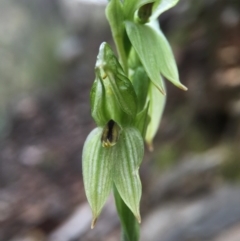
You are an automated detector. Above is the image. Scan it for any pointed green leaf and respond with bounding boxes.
[145,82,166,150]
[106,0,129,71]
[82,128,114,227]
[106,0,124,39]
[113,127,144,222]
[151,0,179,20]
[125,21,187,92]
[125,21,165,94]
[149,20,187,91]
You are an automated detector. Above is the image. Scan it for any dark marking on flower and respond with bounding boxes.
[138,3,154,24]
[101,120,120,147]
[102,73,107,79]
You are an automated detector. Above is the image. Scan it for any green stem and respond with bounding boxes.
[113,185,140,241]
[114,36,129,75]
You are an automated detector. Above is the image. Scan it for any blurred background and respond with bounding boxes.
[0,0,240,240]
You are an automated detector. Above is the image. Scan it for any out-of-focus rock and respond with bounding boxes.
[221,7,240,27]
[228,100,240,117]
[82,196,119,241]
[19,146,47,166]
[58,0,108,32]
[48,196,118,241]
[9,229,46,241]
[213,224,240,241]
[213,68,240,89]
[217,46,239,66]
[56,36,83,64]
[148,147,228,204]
[0,198,11,222]
[48,203,92,241]
[14,98,39,120]
[141,186,240,241]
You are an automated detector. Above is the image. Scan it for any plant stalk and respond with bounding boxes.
[113,185,140,241]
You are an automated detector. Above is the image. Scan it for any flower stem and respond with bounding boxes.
[115,36,128,75]
[113,185,140,241]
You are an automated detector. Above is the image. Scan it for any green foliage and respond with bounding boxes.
[83,0,187,240]
[114,185,140,241]
[134,102,150,138]
[106,0,128,72]
[126,20,187,93]
[82,128,113,228]
[91,43,137,127]
[151,0,179,20]
[113,127,144,223]
[145,82,166,150]
[83,126,144,227]
[131,66,150,111]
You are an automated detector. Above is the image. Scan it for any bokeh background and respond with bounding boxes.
[1,0,240,240]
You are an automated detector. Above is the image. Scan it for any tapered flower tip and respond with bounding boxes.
[136,213,141,224]
[96,42,114,70]
[82,127,114,231]
[91,217,98,229]
[146,141,154,152]
[178,83,188,91]
[96,42,107,67]
[155,84,166,95]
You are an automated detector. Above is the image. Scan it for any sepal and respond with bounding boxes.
[145,82,166,150]
[82,128,114,228]
[90,42,138,127]
[113,127,144,222]
[125,21,187,93]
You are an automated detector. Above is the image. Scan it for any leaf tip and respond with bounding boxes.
[178,84,188,91]
[147,141,154,151]
[137,214,141,223]
[133,208,141,223]
[91,217,98,229]
[155,84,166,95]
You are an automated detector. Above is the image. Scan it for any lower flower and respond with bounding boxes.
[82,124,144,228]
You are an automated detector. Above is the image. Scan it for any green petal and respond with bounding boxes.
[125,21,187,92]
[125,21,165,94]
[113,127,144,222]
[123,0,155,20]
[136,2,154,24]
[91,43,137,126]
[82,128,114,228]
[145,82,166,150]
[148,20,188,91]
[151,0,179,20]
[106,70,138,119]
